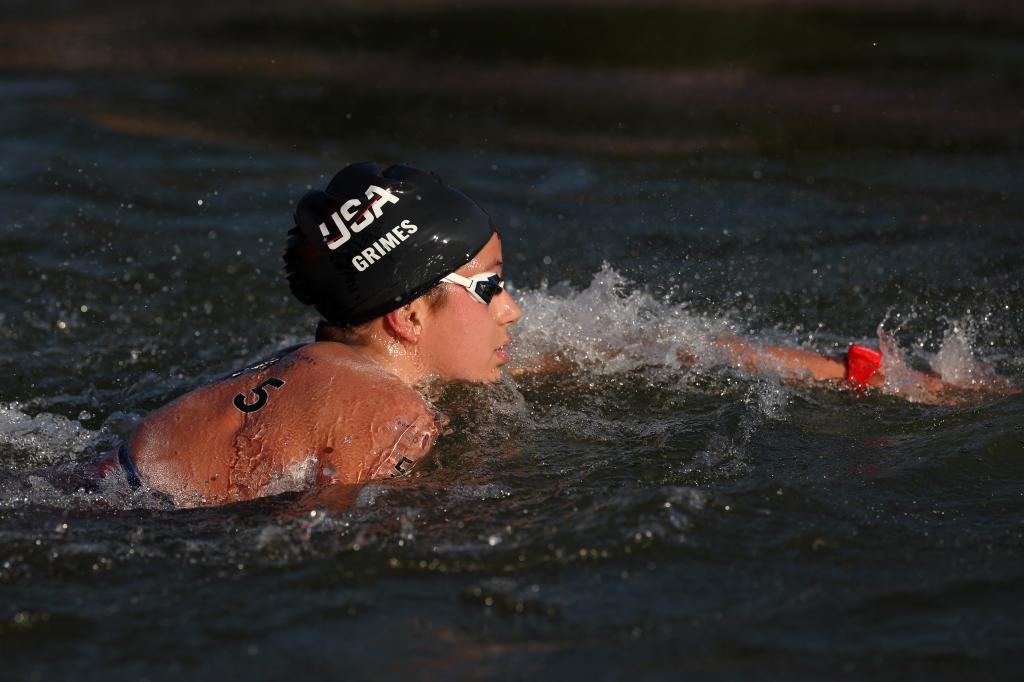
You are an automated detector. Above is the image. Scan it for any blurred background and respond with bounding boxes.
[4,0,1022,158]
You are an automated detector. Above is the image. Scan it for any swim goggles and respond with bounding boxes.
[440,271,505,304]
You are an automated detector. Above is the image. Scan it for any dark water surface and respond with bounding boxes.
[2,3,1024,680]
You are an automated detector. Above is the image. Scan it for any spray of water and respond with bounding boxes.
[0,402,99,467]
[876,312,1013,403]
[931,318,1007,389]
[510,264,736,374]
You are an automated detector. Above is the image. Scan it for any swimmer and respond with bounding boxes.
[112,162,1008,508]
[117,163,516,507]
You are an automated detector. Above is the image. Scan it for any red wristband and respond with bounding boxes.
[846,344,882,385]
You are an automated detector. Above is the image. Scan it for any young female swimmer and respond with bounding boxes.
[103,162,981,508]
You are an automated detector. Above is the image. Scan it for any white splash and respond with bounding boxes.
[0,402,99,466]
[510,267,1013,405]
[510,264,734,374]
[877,316,1011,403]
[931,319,1000,389]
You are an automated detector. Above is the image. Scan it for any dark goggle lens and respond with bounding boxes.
[472,276,504,303]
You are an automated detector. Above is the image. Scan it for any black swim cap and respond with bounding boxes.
[285,162,497,326]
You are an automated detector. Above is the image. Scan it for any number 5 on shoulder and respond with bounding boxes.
[233,377,286,413]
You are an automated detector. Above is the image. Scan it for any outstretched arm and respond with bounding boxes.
[709,336,857,384]
[511,337,873,385]
[509,333,1012,404]
[707,336,1005,404]
[509,338,861,384]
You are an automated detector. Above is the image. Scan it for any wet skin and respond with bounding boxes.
[130,234,521,507]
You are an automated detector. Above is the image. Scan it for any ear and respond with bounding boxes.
[382,298,429,344]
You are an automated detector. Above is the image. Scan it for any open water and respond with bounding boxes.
[2,3,1023,680]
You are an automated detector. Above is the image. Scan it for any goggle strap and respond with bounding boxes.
[441,272,504,304]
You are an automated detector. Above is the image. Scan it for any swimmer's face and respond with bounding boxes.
[419,233,522,382]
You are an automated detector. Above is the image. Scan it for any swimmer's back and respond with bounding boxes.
[129,342,438,507]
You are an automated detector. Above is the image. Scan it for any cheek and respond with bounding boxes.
[432,301,494,357]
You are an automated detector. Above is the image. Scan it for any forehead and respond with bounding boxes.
[458,233,503,275]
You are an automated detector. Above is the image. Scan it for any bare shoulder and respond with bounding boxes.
[128,341,440,503]
[281,342,440,483]
[293,341,440,443]
[286,342,430,412]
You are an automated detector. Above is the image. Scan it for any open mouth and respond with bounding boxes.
[495,341,512,363]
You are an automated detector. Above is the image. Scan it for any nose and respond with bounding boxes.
[494,290,522,325]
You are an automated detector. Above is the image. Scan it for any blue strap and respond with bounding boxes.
[117,444,142,488]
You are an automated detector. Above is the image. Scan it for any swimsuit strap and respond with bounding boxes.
[224,343,304,380]
[117,444,142,488]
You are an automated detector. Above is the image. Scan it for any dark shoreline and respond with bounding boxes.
[3,1,1022,156]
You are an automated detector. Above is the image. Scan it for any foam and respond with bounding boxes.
[510,264,735,374]
[877,315,1009,403]
[0,402,99,468]
[931,319,1001,389]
